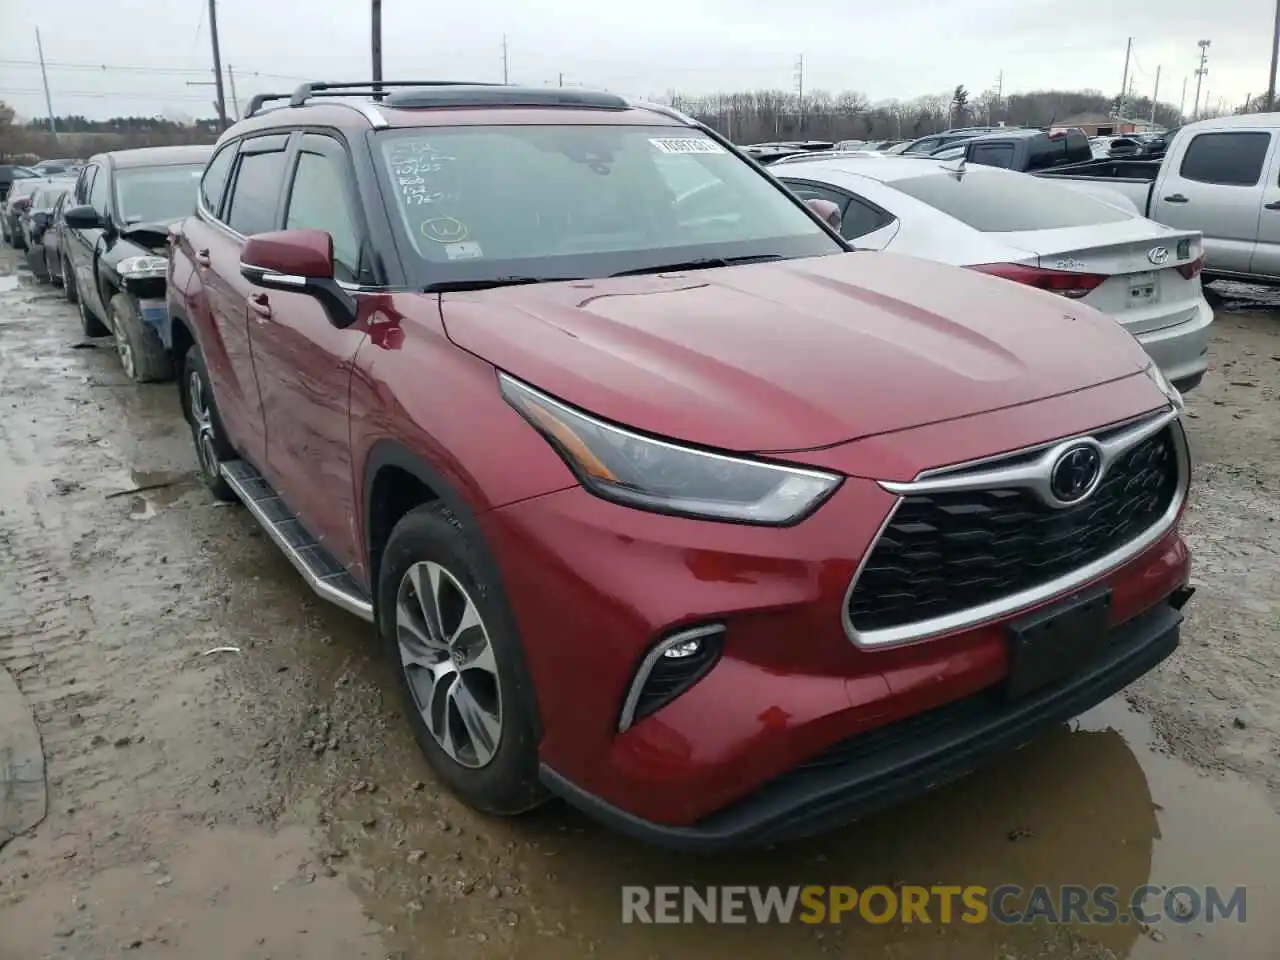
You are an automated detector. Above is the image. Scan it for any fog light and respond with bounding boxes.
[663,638,703,659]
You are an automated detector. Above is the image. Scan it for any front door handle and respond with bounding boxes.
[1264,200,1280,211]
[1163,194,1190,204]
[195,248,211,267]
[249,293,272,320]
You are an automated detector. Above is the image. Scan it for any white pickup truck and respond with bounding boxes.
[1037,113,1280,290]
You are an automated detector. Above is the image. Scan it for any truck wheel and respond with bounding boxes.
[180,345,237,502]
[378,502,545,815]
[109,293,173,383]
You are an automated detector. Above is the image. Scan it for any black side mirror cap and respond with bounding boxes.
[62,203,103,230]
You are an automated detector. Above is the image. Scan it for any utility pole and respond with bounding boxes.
[502,34,509,84]
[34,27,57,137]
[1192,39,1210,121]
[1151,64,1161,123]
[794,54,804,134]
[227,64,240,121]
[1180,76,1187,119]
[1118,36,1132,118]
[371,0,383,94]
[1268,0,1280,110]
[558,72,564,87]
[206,0,228,130]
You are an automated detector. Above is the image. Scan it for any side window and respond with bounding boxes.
[1178,132,1270,186]
[76,165,97,206]
[200,143,237,218]
[88,165,110,214]
[908,138,938,154]
[783,181,848,210]
[226,146,289,237]
[840,196,895,241]
[283,142,362,283]
[970,142,1015,169]
[1025,139,1056,171]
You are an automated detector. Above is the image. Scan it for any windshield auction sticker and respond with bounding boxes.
[649,138,726,154]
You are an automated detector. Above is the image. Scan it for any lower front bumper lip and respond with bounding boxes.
[539,594,1186,851]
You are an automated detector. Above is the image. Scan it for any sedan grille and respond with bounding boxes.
[847,425,1180,634]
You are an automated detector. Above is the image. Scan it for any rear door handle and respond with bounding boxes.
[195,249,211,267]
[1264,200,1280,211]
[249,293,272,320]
[1163,194,1189,203]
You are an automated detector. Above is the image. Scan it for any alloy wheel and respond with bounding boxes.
[396,561,502,769]
[187,369,220,480]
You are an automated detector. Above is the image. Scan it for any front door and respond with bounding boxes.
[66,163,106,312]
[1151,129,1273,275]
[245,133,370,570]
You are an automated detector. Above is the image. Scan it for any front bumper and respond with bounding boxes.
[542,588,1190,850]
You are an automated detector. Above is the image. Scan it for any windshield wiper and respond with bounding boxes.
[609,254,788,278]
[424,276,581,293]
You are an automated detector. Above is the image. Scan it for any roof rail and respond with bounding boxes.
[244,81,503,118]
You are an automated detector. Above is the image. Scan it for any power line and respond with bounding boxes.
[0,58,309,81]
[3,86,214,103]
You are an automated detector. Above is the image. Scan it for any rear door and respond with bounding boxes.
[1151,128,1274,274]
[194,133,293,466]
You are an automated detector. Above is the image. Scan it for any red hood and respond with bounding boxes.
[439,251,1154,453]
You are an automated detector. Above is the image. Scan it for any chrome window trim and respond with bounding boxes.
[617,624,726,733]
[843,406,1189,649]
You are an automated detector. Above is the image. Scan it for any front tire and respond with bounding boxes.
[109,293,172,383]
[180,345,237,502]
[378,503,544,815]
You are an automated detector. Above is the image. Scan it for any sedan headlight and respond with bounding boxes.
[117,255,168,280]
[500,374,842,525]
[1144,360,1184,411]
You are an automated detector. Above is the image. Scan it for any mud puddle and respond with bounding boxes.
[303,646,1278,960]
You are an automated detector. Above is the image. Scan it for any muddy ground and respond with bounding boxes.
[0,247,1276,960]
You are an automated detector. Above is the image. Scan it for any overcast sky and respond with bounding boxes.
[1,0,1274,121]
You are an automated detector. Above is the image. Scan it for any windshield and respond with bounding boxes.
[33,185,71,211]
[374,124,841,285]
[113,163,205,225]
[890,170,1134,232]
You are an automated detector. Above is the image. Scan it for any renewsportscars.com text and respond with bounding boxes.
[621,884,1247,926]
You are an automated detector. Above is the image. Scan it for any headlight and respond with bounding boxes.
[1144,360,1184,411]
[117,255,168,280]
[499,374,842,525]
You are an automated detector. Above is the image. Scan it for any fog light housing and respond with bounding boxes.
[618,624,725,731]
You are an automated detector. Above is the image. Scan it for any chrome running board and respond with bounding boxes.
[220,460,374,622]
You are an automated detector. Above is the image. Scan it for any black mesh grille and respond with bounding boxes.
[847,426,1180,633]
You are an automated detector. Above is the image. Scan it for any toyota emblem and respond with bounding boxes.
[1050,443,1103,504]
[1147,246,1170,266]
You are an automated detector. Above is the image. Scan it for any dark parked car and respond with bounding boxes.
[935,128,1093,171]
[0,163,39,203]
[21,181,74,278]
[2,175,69,249]
[62,144,213,381]
[162,80,1192,849]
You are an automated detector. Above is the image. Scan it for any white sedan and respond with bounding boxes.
[776,156,1213,392]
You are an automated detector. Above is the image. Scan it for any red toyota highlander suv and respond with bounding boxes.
[165,81,1193,849]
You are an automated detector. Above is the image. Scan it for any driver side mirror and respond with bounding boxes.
[63,203,104,230]
[805,197,842,233]
[240,228,356,329]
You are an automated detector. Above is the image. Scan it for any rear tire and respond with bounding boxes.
[378,502,545,816]
[109,293,173,383]
[180,345,237,503]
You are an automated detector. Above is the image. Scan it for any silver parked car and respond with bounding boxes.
[778,156,1212,392]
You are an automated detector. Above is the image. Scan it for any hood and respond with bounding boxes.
[120,220,180,252]
[439,251,1153,453]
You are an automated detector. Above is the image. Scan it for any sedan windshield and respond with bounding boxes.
[113,163,205,225]
[374,124,842,285]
